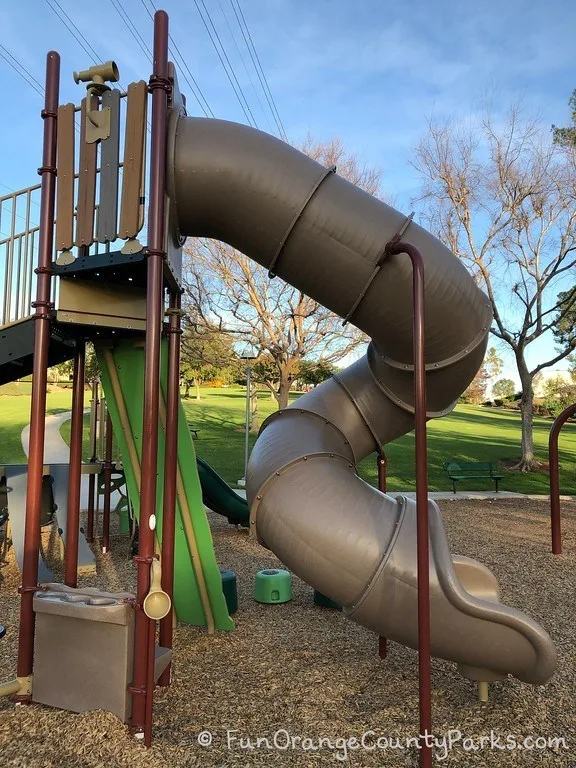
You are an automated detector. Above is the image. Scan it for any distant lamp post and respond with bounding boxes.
[238,347,257,488]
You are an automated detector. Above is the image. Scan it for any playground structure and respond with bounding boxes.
[0,10,558,766]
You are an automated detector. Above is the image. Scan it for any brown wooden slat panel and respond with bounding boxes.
[97,89,121,243]
[56,103,75,252]
[75,95,98,247]
[119,81,147,240]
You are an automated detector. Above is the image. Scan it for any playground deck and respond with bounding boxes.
[0,497,574,767]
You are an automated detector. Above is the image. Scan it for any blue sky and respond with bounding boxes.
[1,0,575,385]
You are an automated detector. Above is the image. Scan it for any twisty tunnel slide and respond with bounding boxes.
[172,117,556,685]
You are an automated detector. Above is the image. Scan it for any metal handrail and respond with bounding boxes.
[0,183,41,205]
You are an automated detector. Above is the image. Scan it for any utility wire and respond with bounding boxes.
[43,0,123,90]
[229,0,287,140]
[44,0,100,62]
[194,0,258,127]
[217,0,273,132]
[140,0,214,117]
[0,44,44,97]
[109,0,152,60]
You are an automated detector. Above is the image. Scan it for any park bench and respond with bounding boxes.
[442,461,504,493]
[187,423,200,439]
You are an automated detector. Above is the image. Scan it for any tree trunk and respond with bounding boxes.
[194,378,201,401]
[250,389,259,433]
[516,366,539,471]
[276,377,291,409]
[183,382,190,399]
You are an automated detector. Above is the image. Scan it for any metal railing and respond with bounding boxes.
[0,180,133,329]
[0,185,43,326]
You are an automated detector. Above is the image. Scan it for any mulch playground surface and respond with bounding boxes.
[0,497,574,766]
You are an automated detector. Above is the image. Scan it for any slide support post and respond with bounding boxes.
[548,401,576,555]
[377,449,387,659]
[384,240,432,768]
[64,341,86,587]
[86,379,99,542]
[158,291,183,686]
[102,410,114,554]
[16,51,60,694]
[130,9,170,746]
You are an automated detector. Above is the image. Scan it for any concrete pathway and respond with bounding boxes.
[20,410,121,511]
[20,418,575,506]
[21,410,74,463]
[231,488,575,502]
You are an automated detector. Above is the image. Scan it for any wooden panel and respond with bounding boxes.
[56,103,75,252]
[75,95,98,247]
[97,89,121,243]
[119,81,147,240]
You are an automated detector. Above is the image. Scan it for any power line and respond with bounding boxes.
[229,0,287,140]
[44,0,100,65]
[109,0,151,61]
[217,0,273,132]
[140,0,214,117]
[44,0,123,91]
[193,0,258,127]
[0,44,44,97]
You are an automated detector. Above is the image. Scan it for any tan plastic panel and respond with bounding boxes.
[75,95,98,247]
[119,81,147,240]
[97,88,121,243]
[55,103,75,252]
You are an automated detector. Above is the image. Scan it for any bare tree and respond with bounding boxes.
[412,104,576,469]
[183,138,381,409]
[184,240,365,408]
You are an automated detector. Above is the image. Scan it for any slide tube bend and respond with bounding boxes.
[172,117,556,684]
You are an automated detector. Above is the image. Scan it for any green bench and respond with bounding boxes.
[442,461,504,493]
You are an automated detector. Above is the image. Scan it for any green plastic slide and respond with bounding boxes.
[196,456,249,527]
[97,340,233,631]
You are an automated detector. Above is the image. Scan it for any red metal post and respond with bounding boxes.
[130,10,170,745]
[158,292,183,686]
[378,635,388,660]
[102,410,114,554]
[377,450,388,659]
[64,342,86,587]
[385,240,432,768]
[16,51,60,692]
[377,450,387,493]
[86,379,99,543]
[549,402,576,555]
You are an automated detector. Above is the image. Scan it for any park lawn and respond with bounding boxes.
[181,390,576,495]
[1,385,574,495]
[0,389,75,465]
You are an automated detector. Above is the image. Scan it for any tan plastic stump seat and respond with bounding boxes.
[33,584,136,721]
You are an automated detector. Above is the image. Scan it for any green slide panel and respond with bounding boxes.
[196,456,249,527]
[98,340,233,631]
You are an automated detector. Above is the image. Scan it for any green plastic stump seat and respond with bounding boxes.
[253,569,292,604]
[219,568,238,615]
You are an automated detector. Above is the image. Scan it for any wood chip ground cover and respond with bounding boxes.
[0,498,574,766]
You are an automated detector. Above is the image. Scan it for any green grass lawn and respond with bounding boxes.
[181,388,576,494]
[1,385,574,494]
[0,390,75,465]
